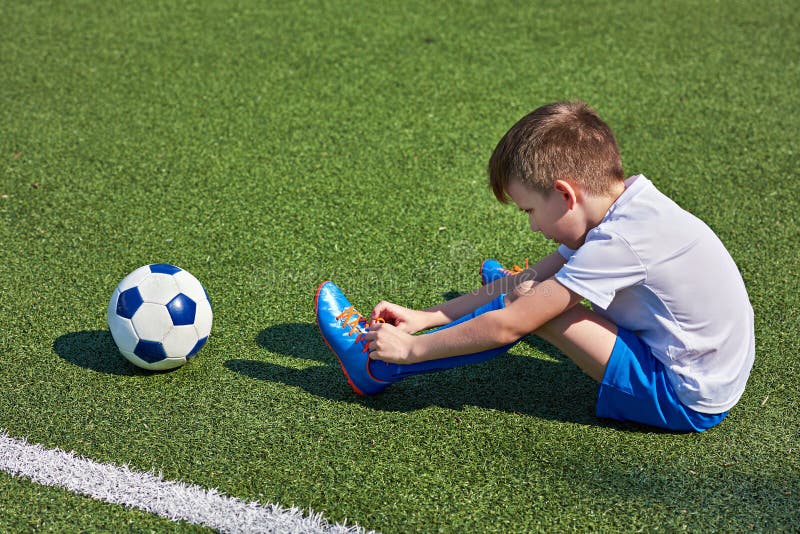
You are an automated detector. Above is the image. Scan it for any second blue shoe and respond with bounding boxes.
[480,259,528,285]
[315,281,392,396]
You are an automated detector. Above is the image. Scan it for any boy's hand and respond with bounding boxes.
[364,322,417,364]
[370,301,429,334]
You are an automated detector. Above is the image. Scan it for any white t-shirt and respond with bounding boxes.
[554,175,755,413]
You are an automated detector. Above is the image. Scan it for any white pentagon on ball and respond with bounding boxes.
[137,274,180,305]
[107,264,213,370]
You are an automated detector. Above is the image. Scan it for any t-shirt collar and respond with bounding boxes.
[603,174,650,220]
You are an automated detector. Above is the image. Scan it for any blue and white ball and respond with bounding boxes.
[107,264,212,370]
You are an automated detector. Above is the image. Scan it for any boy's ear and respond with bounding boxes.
[554,179,578,210]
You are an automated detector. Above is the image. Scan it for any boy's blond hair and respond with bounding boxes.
[488,101,625,202]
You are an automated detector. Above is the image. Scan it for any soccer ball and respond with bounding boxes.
[107,264,212,370]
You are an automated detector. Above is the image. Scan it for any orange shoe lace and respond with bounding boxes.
[335,306,384,353]
[505,258,529,275]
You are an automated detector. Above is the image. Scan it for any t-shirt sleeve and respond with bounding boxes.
[554,229,646,310]
[557,244,576,259]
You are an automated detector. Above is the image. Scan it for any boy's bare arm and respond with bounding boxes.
[367,277,581,364]
[421,251,567,327]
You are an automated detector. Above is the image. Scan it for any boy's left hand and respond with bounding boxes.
[364,322,416,364]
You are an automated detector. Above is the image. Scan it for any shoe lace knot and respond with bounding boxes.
[504,258,529,275]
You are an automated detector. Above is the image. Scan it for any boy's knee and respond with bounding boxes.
[506,279,555,337]
[507,279,538,304]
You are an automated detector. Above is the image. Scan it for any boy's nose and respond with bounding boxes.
[529,215,540,232]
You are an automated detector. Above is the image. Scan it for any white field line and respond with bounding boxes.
[0,431,371,534]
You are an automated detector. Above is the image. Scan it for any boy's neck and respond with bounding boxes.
[577,180,627,241]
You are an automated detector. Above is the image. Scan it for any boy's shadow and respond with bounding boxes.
[227,322,610,426]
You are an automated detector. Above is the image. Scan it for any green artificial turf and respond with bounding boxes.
[0,471,209,533]
[1,0,799,531]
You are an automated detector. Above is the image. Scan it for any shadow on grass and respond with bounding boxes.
[441,290,465,301]
[53,330,143,376]
[227,322,648,430]
[567,456,800,530]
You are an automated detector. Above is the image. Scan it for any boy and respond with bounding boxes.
[315,101,755,432]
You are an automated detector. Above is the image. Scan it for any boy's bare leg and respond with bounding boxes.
[508,281,618,382]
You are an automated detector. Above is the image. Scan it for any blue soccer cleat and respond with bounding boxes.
[315,281,392,396]
[480,259,529,285]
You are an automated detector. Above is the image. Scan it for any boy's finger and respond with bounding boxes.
[369,348,384,361]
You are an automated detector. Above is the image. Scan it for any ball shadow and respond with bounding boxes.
[231,322,647,430]
[53,330,145,376]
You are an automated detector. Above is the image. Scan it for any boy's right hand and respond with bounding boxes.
[370,301,430,335]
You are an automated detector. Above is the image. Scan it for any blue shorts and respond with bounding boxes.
[596,327,728,432]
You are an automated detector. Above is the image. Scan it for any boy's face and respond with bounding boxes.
[506,178,585,249]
